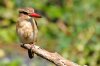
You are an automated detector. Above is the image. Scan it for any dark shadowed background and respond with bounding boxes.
[0,0,100,66]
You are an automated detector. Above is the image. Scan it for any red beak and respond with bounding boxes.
[28,13,41,18]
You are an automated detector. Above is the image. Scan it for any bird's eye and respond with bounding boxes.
[19,11,28,15]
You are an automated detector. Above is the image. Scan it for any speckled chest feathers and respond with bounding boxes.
[16,17,38,44]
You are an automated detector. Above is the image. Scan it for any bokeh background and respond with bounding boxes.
[0,0,100,66]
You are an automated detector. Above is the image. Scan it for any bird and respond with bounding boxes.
[16,7,41,59]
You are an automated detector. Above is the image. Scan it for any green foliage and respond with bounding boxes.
[0,59,21,66]
[0,0,100,66]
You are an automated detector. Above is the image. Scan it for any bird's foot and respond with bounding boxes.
[20,44,27,49]
[20,43,34,59]
[30,44,34,49]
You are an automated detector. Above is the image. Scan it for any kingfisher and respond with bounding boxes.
[16,7,41,59]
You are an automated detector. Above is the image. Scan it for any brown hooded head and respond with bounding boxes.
[19,7,41,18]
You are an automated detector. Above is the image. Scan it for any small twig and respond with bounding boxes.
[22,44,80,66]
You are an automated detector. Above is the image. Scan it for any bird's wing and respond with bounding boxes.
[30,18,38,43]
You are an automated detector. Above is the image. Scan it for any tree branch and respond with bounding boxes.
[22,44,80,66]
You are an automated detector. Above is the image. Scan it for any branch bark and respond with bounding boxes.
[22,44,80,66]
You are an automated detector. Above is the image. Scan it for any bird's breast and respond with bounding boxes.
[16,20,34,43]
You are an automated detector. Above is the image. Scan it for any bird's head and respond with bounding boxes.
[19,7,41,18]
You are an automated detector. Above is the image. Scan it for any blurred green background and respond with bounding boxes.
[0,0,100,66]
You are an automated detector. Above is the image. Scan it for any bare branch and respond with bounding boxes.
[22,44,80,66]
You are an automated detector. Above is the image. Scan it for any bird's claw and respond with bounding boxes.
[20,44,27,49]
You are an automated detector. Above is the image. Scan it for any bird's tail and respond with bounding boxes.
[28,49,34,59]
